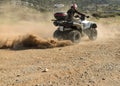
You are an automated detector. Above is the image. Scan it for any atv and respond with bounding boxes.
[52,12,97,43]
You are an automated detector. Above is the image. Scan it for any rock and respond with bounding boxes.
[16,74,20,77]
[102,78,105,80]
[59,48,62,50]
[89,80,95,83]
[35,84,40,86]
[42,68,49,72]
[48,81,52,85]
[16,79,20,83]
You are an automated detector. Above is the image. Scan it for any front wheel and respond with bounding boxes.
[68,30,81,43]
[89,28,97,40]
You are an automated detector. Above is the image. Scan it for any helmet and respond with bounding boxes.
[71,3,78,9]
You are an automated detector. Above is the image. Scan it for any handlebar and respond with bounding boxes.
[74,15,90,21]
[74,15,89,18]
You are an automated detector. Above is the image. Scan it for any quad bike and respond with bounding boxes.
[52,12,97,43]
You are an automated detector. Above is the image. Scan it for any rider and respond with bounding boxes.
[67,3,90,29]
[67,3,87,21]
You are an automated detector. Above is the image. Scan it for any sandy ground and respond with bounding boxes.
[0,15,120,86]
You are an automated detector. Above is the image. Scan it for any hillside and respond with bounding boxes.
[0,0,120,12]
[22,0,120,12]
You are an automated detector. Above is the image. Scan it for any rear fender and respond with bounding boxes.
[54,21,73,27]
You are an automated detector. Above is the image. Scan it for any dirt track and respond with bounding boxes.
[0,17,120,86]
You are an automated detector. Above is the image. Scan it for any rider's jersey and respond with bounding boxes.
[67,8,85,21]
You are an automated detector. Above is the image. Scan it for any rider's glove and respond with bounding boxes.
[86,16,90,18]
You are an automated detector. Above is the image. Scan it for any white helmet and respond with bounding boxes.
[71,3,78,9]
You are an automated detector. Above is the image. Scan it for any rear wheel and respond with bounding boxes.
[68,30,81,43]
[53,30,63,40]
[89,28,97,40]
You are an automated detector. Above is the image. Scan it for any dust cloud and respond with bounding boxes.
[0,3,73,49]
[96,17,120,41]
[0,3,55,37]
[0,34,72,49]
